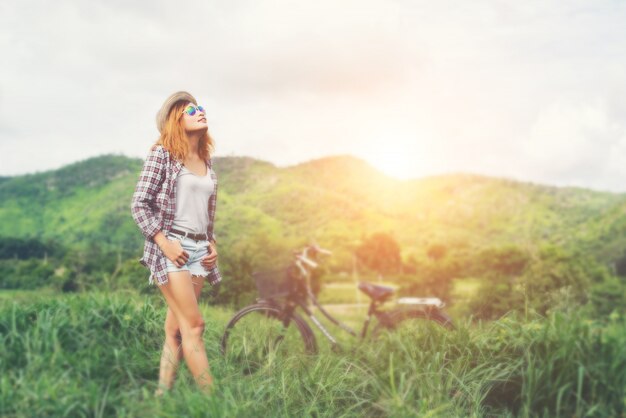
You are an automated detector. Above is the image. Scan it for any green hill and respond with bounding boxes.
[2,153,626,264]
[1,153,625,315]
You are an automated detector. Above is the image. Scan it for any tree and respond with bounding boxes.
[355,232,402,276]
[427,244,447,261]
[216,246,257,307]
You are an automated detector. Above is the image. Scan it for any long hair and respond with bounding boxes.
[154,100,215,162]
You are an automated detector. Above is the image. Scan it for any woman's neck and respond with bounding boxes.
[185,132,202,158]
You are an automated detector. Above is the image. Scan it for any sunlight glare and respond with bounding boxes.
[359,135,422,180]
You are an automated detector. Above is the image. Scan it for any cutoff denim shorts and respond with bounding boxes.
[164,231,212,278]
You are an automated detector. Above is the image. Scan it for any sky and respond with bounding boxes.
[1,0,626,191]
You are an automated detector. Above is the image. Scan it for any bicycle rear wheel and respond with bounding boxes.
[373,308,454,338]
[220,302,317,374]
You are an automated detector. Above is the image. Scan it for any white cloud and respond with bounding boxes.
[519,100,626,189]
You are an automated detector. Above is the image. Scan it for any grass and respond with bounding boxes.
[0,291,624,417]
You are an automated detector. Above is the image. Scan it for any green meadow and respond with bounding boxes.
[1,291,624,417]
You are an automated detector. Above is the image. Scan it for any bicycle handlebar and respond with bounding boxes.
[315,246,333,256]
[292,243,332,278]
[296,254,318,269]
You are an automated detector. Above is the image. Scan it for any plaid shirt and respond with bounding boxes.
[130,144,222,286]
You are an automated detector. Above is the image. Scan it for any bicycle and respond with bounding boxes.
[220,244,453,373]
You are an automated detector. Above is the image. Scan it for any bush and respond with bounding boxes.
[588,276,626,317]
[0,259,56,290]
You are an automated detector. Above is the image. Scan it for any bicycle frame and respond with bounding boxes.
[280,249,393,349]
[276,289,380,351]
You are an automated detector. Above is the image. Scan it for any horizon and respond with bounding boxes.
[2,150,624,195]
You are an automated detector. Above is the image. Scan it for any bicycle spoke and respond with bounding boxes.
[222,304,315,374]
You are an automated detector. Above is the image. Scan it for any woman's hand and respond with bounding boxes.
[159,238,189,268]
[201,242,218,270]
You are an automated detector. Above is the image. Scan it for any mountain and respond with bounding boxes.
[1,153,626,267]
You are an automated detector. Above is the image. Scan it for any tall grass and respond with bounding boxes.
[0,292,624,417]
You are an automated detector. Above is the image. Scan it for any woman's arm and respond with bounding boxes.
[131,145,166,240]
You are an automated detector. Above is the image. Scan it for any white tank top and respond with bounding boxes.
[171,165,214,235]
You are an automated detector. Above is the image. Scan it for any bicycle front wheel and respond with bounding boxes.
[220,302,317,374]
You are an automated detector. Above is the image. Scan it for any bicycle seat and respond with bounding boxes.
[358,282,395,302]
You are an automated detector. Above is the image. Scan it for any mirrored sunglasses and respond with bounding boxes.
[181,105,205,116]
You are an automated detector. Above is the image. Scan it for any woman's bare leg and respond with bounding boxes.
[156,274,205,394]
[157,272,213,394]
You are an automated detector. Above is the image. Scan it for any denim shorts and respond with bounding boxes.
[164,231,212,278]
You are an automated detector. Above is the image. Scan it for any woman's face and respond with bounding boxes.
[181,102,208,133]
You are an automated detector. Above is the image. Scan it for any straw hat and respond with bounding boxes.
[156,91,197,134]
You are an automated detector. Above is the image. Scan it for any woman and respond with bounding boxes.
[131,91,222,396]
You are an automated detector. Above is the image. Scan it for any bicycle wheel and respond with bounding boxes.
[220,302,317,374]
[373,308,454,338]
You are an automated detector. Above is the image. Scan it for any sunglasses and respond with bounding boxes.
[181,105,205,116]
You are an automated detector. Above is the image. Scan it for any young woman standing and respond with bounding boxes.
[131,91,222,396]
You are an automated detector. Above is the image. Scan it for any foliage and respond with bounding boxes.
[468,245,618,319]
[588,276,626,317]
[0,237,65,259]
[0,259,56,290]
[213,246,257,307]
[355,232,402,276]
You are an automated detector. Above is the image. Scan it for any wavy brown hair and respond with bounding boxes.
[154,100,215,162]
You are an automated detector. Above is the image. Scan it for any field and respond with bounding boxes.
[1,291,624,417]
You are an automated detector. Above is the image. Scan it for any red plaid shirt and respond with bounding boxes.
[130,144,222,286]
